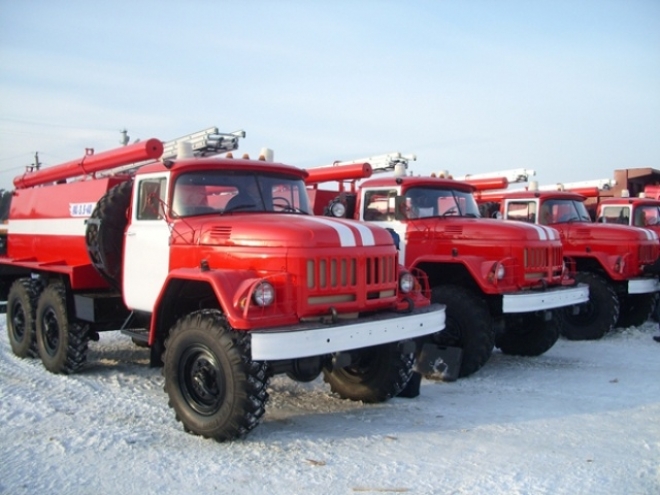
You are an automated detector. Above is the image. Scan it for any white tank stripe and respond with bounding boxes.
[8,218,86,236]
[303,217,356,247]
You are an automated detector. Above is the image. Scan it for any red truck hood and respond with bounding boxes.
[185,214,395,248]
[552,222,659,243]
[412,217,562,243]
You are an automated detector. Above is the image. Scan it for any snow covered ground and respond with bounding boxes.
[1,318,659,495]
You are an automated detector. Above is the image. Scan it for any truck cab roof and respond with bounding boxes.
[360,175,476,193]
[136,156,309,180]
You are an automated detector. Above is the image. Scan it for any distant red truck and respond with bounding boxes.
[306,157,588,379]
[476,186,660,340]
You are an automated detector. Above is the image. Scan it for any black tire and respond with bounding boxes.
[6,278,42,358]
[163,310,269,441]
[430,285,495,378]
[35,283,90,374]
[322,342,413,403]
[131,337,149,348]
[85,180,133,289]
[497,312,560,356]
[616,293,658,328]
[559,272,619,340]
[652,296,660,323]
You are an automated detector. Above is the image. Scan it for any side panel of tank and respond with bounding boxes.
[7,178,126,268]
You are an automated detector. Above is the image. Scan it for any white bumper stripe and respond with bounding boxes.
[628,277,660,294]
[250,304,446,360]
[502,284,589,313]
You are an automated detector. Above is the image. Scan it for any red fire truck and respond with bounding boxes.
[595,194,660,232]
[543,170,660,322]
[473,174,659,340]
[305,154,588,379]
[541,168,660,233]
[0,129,446,441]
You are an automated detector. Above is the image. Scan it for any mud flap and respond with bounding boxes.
[398,344,463,398]
[416,343,463,382]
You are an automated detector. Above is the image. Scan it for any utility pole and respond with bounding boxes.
[33,152,41,171]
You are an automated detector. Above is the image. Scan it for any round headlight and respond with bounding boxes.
[253,281,275,307]
[496,264,505,280]
[330,201,346,218]
[399,272,415,293]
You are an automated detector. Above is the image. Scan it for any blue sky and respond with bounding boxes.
[0,0,658,190]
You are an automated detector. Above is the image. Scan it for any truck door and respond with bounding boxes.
[361,188,408,264]
[123,173,171,312]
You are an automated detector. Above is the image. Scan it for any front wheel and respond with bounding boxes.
[163,310,269,441]
[430,285,495,378]
[559,272,618,340]
[323,342,413,403]
[497,312,560,356]
[35,284,89,374]
[616,293,658,328]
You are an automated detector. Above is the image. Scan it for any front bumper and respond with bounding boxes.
[628,277,660,294]
[250,303,446,360]
[502,283,589,313]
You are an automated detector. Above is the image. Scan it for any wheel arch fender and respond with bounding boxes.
[415,259,482,293]
[148,268,261,345]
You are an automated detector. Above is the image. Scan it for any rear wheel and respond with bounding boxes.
[430,285,495,378]
[616,293,658,328]
[497,312,560,356]
[35,283,89,374]
[6,278,42,358]
[323,342,413,403]
[163,310,269,441]
[559,272,618,340]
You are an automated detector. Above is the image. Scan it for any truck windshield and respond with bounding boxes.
[172,171,311,217]
[540,199,591,224]
[404,187,481,219]
[632,205,660,227]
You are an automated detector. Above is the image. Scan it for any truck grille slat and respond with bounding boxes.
[523,246,563,273]
[638,245,657,264]
[307,255,396,290]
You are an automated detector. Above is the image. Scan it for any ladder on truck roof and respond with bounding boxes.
[103,127,246,176]
[454,170,617,192]
[306,152,416,190]
[537,178,617,192]
[324,152,416,175]
[453,168,537,184]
